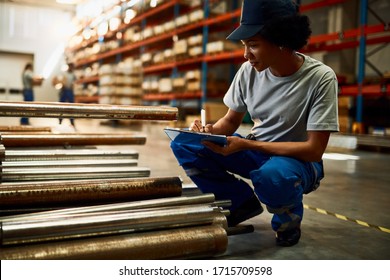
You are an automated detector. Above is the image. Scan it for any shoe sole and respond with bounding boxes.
[227,205,264,227]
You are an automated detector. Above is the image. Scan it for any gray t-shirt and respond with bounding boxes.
[22,69,33,90]
[223,53,339,142]
[63,71,76,89]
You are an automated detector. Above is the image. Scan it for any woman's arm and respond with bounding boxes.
[190,109,246,136]
[204,131,330,162]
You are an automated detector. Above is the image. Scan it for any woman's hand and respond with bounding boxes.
[190,120,213,133]
[202,136,246,155]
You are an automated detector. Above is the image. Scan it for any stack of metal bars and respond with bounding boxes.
[0,101,242,259]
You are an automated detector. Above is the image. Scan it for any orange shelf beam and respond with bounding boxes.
[75,76,99,84]
[308,23,389,45]
[74,95,100,103]
[143,91,202,101]
[339,84,390,96]
[300,0,349,12]
[304,35,390,53]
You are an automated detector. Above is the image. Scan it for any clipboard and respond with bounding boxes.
[164,128,227,146]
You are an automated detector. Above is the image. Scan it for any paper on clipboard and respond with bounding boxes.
[164,128,227,146]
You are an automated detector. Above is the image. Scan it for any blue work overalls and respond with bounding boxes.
[170,133,324,232]
[20,89,33,125]
[59,87,75,125]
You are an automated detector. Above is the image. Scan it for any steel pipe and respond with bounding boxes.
[0,205,227,245]
[0,176,182,207]
[1,159,138,169]
[0,193,216,222]
[3,148,139,161]
[1,166,151,182]
[0,133,147,147]
[0,194,215,222]
[0,125,51,132]
[0,225,228,260]
[0,101,178,121]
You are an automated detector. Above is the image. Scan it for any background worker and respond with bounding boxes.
[21,63,43,125]
[58,63,76,127]
[170,0,339,247]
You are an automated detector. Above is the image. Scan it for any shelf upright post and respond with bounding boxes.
[201,0,210,109]
[140,1,147,105]
[354,0,368,134]
[229,0,240,84]
[116,4,125,64]
[171,2,180,108]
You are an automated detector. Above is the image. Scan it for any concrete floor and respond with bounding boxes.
[1,117,390,260]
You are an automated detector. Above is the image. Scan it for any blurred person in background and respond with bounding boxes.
[53,63,76,127]
[21,63,43,125]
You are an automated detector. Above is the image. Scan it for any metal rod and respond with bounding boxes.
[0,101,178,121]
[0,176,182,207]
[0,225,228,260]
[3,148,139,161]
[0,193,216,222]
[213,199,232,208]
[1,166,151,182]
[0,133,147,147]
[0,125,51,132]
[1,159,138,169]
[0,205,227,245]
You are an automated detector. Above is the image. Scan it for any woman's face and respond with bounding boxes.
[241,35,279,72]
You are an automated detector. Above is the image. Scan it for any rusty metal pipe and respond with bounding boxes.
[0,125,51,132]
[0,101,178,121]
[0,205,227,245]
[3,148,139,161]
[0,225,228,259]
[0,193,216,223]
[0,176,182,207]
[0,133,146,147]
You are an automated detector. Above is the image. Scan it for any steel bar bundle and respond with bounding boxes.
[0,101,178,121]
[0,225,228,260]
[0,133,147,147]
[0,193,217,222]
[0,193,230,259]
[1,148,139,161]
[0,176,182,208]
[0,204,227,245]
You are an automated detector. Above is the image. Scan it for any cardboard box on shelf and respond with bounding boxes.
[158,78,173,93]
[338,115,353,133]
[189,46,203,57]
[206,40,240,54]
[185,115,200,128]
[204,102,228,123]
[187,80,201,91]
[338,96,354,109]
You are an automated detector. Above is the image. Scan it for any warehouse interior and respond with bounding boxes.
[0,0,389,261]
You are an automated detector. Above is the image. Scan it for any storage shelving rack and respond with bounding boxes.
[67,0,389,133]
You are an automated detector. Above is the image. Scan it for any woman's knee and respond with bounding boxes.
[170,142,206,166]
[250,157,304,208]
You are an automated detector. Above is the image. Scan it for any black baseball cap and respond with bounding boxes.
[227,0,298,41]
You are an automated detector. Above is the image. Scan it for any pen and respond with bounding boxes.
[201,109,206,131]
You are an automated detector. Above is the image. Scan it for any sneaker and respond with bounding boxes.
[227,195,263,227]
[276,227,301,247]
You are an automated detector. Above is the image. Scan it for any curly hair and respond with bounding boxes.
[258,14,312,50]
